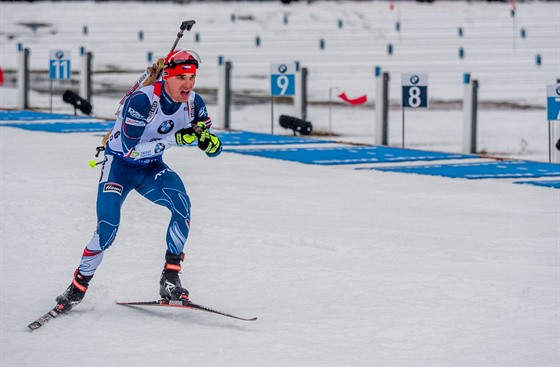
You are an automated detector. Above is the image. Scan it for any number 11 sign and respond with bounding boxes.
[49,49,71,80]
[48,49,71,112]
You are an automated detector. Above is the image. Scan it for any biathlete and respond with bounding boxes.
[56,49,222,311]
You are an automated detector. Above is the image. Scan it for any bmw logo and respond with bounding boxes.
[278,64,287,74]
[410,75,420,85]
[556,86,560,96]
[158,120,174,134]
[154,143,165,154]
[55,50,65,59]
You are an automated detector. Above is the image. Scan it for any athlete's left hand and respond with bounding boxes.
[198,130,221,154]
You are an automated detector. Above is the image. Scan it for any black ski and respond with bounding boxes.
[27,306,63,331]
[116,299,257,321]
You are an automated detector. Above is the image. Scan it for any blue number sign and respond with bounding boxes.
[49,49,71,80]
[402,73,428,108]
[270,63,295,96]
[546,84,560,121]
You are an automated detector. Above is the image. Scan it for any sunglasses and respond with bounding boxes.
[165,50,202,69]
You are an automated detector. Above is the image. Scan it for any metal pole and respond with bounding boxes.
[270,96,274,135]
[49,79,53,113]
[329,88,332,136]
[402,107,405,148]
[549,120,552,163]
[328,87,339,136]
[328,87,333,136]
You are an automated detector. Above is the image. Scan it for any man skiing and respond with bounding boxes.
[55,49,222,312]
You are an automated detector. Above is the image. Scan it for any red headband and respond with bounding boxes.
[163,64,197,80]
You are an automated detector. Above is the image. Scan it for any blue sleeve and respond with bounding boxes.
[193,94,212,129]
[193,94,221,157]
[121,91,151,153]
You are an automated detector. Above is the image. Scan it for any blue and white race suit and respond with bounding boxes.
[78,81,221,276]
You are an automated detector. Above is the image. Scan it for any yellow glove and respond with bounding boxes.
[194,121,208,134]
[175,122,207,145]
[174,127,197,145]
[197,124,221,155]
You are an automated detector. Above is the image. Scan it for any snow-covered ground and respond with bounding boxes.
[0,1,559,366]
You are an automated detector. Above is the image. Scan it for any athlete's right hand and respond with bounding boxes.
[174,127,197,145]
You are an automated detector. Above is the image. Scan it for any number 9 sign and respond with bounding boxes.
[270,63,296,96]
[401,73,428,108]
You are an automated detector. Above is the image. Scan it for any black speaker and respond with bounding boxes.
[279,115,312,136]
[62,90,93,115]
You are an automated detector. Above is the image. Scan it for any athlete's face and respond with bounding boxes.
[164,73,196,103]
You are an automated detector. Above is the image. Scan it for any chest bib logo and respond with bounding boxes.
[158,120,174,134]
[154,142,166,154]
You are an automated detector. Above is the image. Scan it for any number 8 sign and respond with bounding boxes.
[402,73,428,108]
[270,63,296,96]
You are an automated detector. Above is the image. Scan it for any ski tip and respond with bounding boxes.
[115,302,139,307]
[116,301,168,310]
[27,307,62,331]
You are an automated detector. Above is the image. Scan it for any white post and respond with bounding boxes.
[80,47,92,101]
[294,61,301,119]
[375,66,389,145]
[17,43,30,109]
[217,55,226,129]
[462,73,477,154]
[216,56,231,129]
[294,62,307,120]
[80,47,87,100]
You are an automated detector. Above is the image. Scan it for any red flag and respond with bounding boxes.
[509,0,517,11]
[338,92,367,106]
[389,0,395,11]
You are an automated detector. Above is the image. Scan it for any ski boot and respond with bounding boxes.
[55,270,93,313]
[160,251,189,301]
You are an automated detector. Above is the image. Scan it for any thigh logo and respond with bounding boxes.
[155,168,172,180]
[103,182,123,195]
